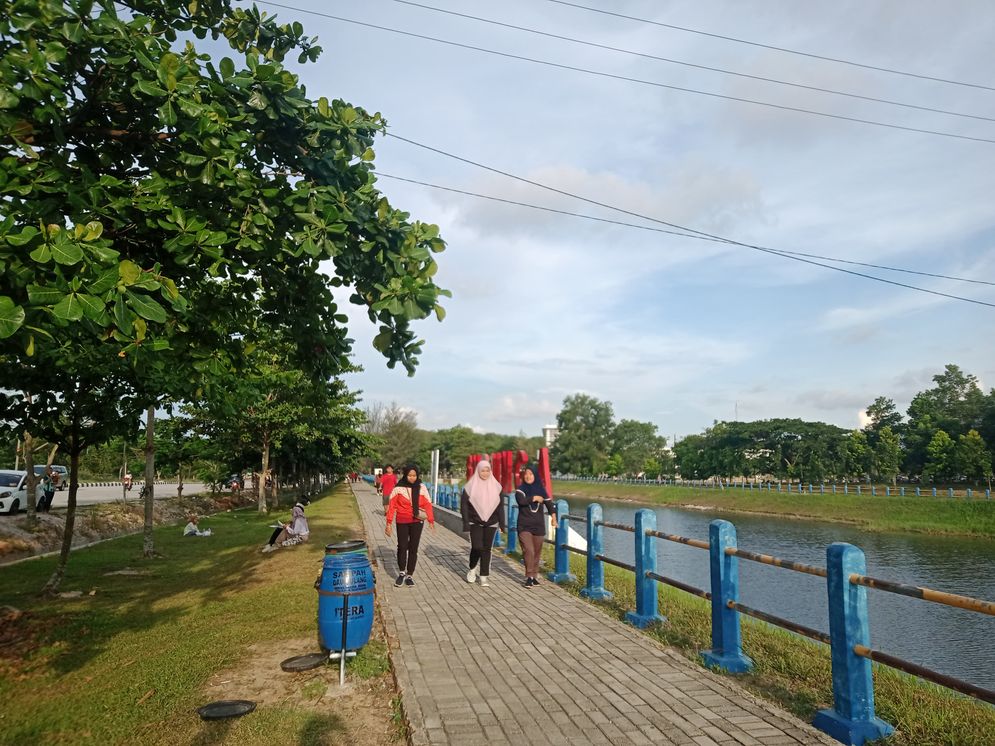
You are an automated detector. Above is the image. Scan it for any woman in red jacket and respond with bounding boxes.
[385,464,436,587]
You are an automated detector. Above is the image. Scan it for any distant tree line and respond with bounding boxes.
[362,402,545,476]
[549,365,995,487]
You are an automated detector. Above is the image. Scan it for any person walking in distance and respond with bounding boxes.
[380,464,397,507]
[385,465,436,587]
[515,464,556,587]
[460,459,506,588]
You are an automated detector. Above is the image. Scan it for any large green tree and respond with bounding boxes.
[954,429,992,486]
[0,0,449,589]
[0,0,449,375]
[611,419,666,476]
[551,394,615,475]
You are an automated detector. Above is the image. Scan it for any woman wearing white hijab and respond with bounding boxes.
[460,459,506,587]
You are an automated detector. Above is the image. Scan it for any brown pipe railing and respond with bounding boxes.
[595,520,635,533]
[594,553,636,572]
[645,571,711,601]
[852,644,995,705]
[849,574,995,616]
[727,600,831,645]
[645,529,709,550]
[727,547,827,578]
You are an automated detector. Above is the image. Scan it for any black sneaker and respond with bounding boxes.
[395,573,405,587]
[524,578,534,588]
[404,575,415,586]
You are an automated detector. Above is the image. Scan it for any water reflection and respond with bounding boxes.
[567,497,995,690]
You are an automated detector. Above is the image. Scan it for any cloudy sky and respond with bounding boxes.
[253,0,995,439]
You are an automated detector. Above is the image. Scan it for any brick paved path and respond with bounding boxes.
[354,483,835,746]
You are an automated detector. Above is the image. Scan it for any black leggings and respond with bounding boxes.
[468,525,498,576]
[396,522,424,575]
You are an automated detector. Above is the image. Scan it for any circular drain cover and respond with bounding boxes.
[280,653,328,672]
[197,700,256,720]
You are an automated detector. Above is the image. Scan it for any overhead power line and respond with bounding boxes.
[376,172,995,289]
[542,0,995,93]
[388,0,995,123]
[383,133,995,309]
[253,1,995,146]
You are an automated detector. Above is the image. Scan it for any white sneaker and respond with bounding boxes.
[466,567,478,584]
[479,575,490,587]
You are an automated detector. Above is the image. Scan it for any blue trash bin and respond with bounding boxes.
[317,542,375,652]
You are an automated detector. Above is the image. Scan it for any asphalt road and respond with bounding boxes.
[42,482,208,509]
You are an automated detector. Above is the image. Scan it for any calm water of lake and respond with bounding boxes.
[564,496,995,690]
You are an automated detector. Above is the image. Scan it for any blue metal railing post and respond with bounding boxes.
[493,495,505,550]
[548,499,576,584]
[813,543,894,745]
[701,520,752,673]
[625,509,665,628]
[506,495,518,554]
[580,503,612,600]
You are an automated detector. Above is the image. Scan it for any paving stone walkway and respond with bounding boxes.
[354,483,835,746]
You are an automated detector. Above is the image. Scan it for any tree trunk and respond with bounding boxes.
[24,431,36,528]
[121,438,128,504]
[43,445,80,595]
[177,463,184,498]
[143,406,156,557]
[259,435,270,513]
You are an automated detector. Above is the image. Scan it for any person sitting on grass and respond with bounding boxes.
[183,515,212,537]
[261,499,310,553]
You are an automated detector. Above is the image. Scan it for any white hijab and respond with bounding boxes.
[465,459,502,519]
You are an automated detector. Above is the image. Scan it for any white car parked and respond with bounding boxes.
[0,470,45,515]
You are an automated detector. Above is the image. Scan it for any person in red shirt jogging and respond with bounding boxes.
[379,464,397,506]
[385,464,435,587]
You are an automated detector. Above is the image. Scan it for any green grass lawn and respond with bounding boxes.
[530,546,995,746]
[553,480,995,538]
[0,485,398,746]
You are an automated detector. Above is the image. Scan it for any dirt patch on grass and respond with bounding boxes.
[200,636,399,745]
[0,606,44,680]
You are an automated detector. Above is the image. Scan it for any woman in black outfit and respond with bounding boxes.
[460,459,506,588]
[515,464,556,587]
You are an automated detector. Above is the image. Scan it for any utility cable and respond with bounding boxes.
[542,0,995,93]
[376,171,995,288]
[383,134,995,308]
[251,1,995,146]
[388,0,995,123]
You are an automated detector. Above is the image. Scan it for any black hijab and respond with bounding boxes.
[517,464,549,501]
[401,464,424,519]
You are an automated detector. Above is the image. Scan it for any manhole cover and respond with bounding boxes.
[196,700,256,720]
[280,653,328,672]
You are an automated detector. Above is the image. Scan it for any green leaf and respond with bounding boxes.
[119,259,142,285]
[133,316,147,341]
[87,243,120,264]
[26,284,64,305]
[372,330,392,353]
[0,297,25,338]
[434,304,446,322]
[51,240,84,265]
[6,226,39,246]
[29,245,52,263]
[160,277,180,300]
[317,97,330,117]
[113,298,133,334]
[219,57,235,79]
[126,292,168,323]
[136,79,167,97]
[52,293,84,322]
[75,293,105,321]
[88,267,119,295]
